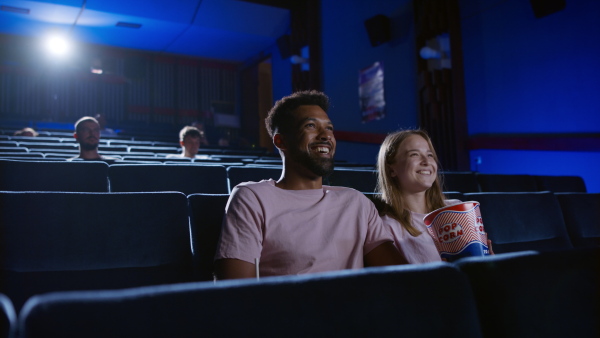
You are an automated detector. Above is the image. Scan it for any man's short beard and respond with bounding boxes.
[293,150,335,177]
[80,142,98,151]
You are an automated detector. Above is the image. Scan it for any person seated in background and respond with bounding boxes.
[166,126,209,159]
[374,129,493,264]
[69,116,117,162]
[13,127,38,137]
[214,90,407,280]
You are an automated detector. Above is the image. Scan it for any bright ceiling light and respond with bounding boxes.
[45,35,70,57]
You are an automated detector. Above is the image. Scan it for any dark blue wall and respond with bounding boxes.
[461,0,600,192]
[321,0,416,165]
[313,0,599,192]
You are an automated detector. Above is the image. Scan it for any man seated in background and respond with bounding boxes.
[69,116,117,162]
[13,127,38,137]
[214,90,407,280]
[166,126,208,159]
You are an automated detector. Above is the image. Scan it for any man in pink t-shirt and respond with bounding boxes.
[214,91,407,279]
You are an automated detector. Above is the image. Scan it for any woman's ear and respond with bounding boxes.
[273,133,286,150]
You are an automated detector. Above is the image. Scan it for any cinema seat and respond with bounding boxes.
[442,171,480,193]
[108,164,229,194]
[0,159,109,192]
[187,193,229,281]
[0,191,193,311]
[16,142,78,152]
[226,166,281,192]
[476,174,538,192]
[326,168,378,193]
[0,147,28,153]
[555,193,600,248]
[0,152,44,159]
[455,248,600,338]
[0,293,15,338]
[535,175,587,193]
[18,263,482,338]
[444,191,464,201]
[463,192,572,253]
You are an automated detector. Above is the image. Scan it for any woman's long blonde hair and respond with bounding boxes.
[375,129,446,236]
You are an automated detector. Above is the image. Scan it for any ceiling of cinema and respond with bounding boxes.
[0,0,291,62]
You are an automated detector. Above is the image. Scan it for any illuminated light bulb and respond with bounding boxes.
[45,35,70,57]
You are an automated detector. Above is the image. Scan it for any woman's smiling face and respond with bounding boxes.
[388,134,438,194]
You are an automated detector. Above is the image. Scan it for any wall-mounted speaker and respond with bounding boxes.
[530,0,566,18]
[364,14,391,47]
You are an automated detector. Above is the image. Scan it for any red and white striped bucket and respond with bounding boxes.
[423,201,489,262]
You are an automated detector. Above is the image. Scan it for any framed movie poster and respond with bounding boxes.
[359,61,385,123]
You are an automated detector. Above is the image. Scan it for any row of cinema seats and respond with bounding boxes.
[0,132,282,164]
[1,190,599,310]
[327,168,588,193]
[0,159,588,195]
[1,248,599,338]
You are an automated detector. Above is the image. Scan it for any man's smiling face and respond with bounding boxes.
[285,104,336,177]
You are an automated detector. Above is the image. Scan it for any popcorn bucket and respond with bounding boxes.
[423,201,489,262]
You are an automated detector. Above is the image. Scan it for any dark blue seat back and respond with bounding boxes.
[444,191,464,201]
[0,294,15,338]
[18,263,482,338]
[442,171,480,193]
[556,193,600,248]
[0,160,109,192]
[455,248,600,338]
[226,166,281,192]
[326,168,378,193]
[463,192,572,253]
[187,194,230,281]
[109,164,229,194]
[536,175,587,192]
[0,191,193,311]
[476,173,538,192]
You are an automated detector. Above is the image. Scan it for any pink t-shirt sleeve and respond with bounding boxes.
[362,196,394,254]
[215,185,264,263]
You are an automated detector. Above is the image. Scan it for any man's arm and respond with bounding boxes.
[214,258,257,280]
[214,185,264,280]
[364,241,408,267]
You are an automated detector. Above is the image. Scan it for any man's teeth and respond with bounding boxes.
[418,170,431,174]
[316,147,329,154]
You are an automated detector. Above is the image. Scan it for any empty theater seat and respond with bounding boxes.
[476,173,538,192]
[18,263,482,338]
[555,192,600,248]
[0,191,193,311]
[326,168,378,193]
[463,191,572,253]
[444,191,464,201]
[0,159,109,192]
[187,194,230,281]
[0,293,16,338]
[455,248,600,338]
[226,166,281,192]
[442,171,480,193]
[108,164,229,194]
[535,175,587,193]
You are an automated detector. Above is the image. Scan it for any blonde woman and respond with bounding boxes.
[375,129,492,263]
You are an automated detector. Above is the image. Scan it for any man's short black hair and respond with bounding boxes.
[74,116,99,134]
[179,126,202,141]
[265,90,330,138]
